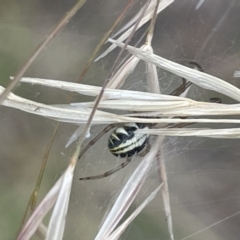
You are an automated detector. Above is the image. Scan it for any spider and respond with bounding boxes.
[79,62,221,180]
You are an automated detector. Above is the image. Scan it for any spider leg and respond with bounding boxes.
[79,157,132,180]
[170,61,204,96]
[210,97,222,103]
[138,141,151,157]
[78,124,116,160]
[166,96,222,129]
[170,77,192,96]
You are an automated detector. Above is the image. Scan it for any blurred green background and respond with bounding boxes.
[1,0,240,239]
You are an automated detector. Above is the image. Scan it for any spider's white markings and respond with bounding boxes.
[110,134,148,154]
[108,123,149,158]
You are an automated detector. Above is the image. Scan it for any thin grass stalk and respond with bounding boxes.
[145,0,159,45]
[18,2,135,238]
[44,1,137,238]
[65,0,134,145]
[17,0,88,229]
[0,0,86,105]
[95,3,175,239]
[77,0,150,148]
[180,210,240,240]
[114,27,149,71]
[144,1,174,239]
[144,0,160,93]
[46,1,143,238]
[19,1,133,231]
[155,141,173,237]
[145,45,160,93]
[156,151,174,240]
[18,124,59,234]
[106,184,163,240]
[95,0,174,61]
[17,147,79,240]
[106,44,151,90]
[75,0,134,90]
[31,124,60,211]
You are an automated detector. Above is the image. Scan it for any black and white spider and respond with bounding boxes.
[79,62,221,180]
[78,121,151,180]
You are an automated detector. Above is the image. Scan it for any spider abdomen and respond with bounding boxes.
[108,123,148,158]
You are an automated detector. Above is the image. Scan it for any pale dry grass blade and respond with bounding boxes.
[109,39,240,101]
[18,163,75,240]
[65,124,90,148]
[46,164,75,240]
[111,0,167,40]
[17,177,62,240]
[18,77,190,101]
[157,151,174,240]
[95,0,174,61]
[106,45,150,90]
[95,137,164,239]
[139,127,240,138]
[4,90,240,124]
[0,85,118,124]
[125,103,240,116]
[61,100,240,117]
[36,223,47,239]
[107,185,163,240]
[69,99,197,111]
[145,45,161,93]
[110,10,140,39]
[144,0,160,94]
[18,133,78,240]
[4,85,240,124]
[233,70,240,78]
[195,0,205,10]
[144,1,174,235]
[106,54,139,89]
[65,126,84,148]
[19,148,78,240]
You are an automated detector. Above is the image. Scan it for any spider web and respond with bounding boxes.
[1,0,240,240]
